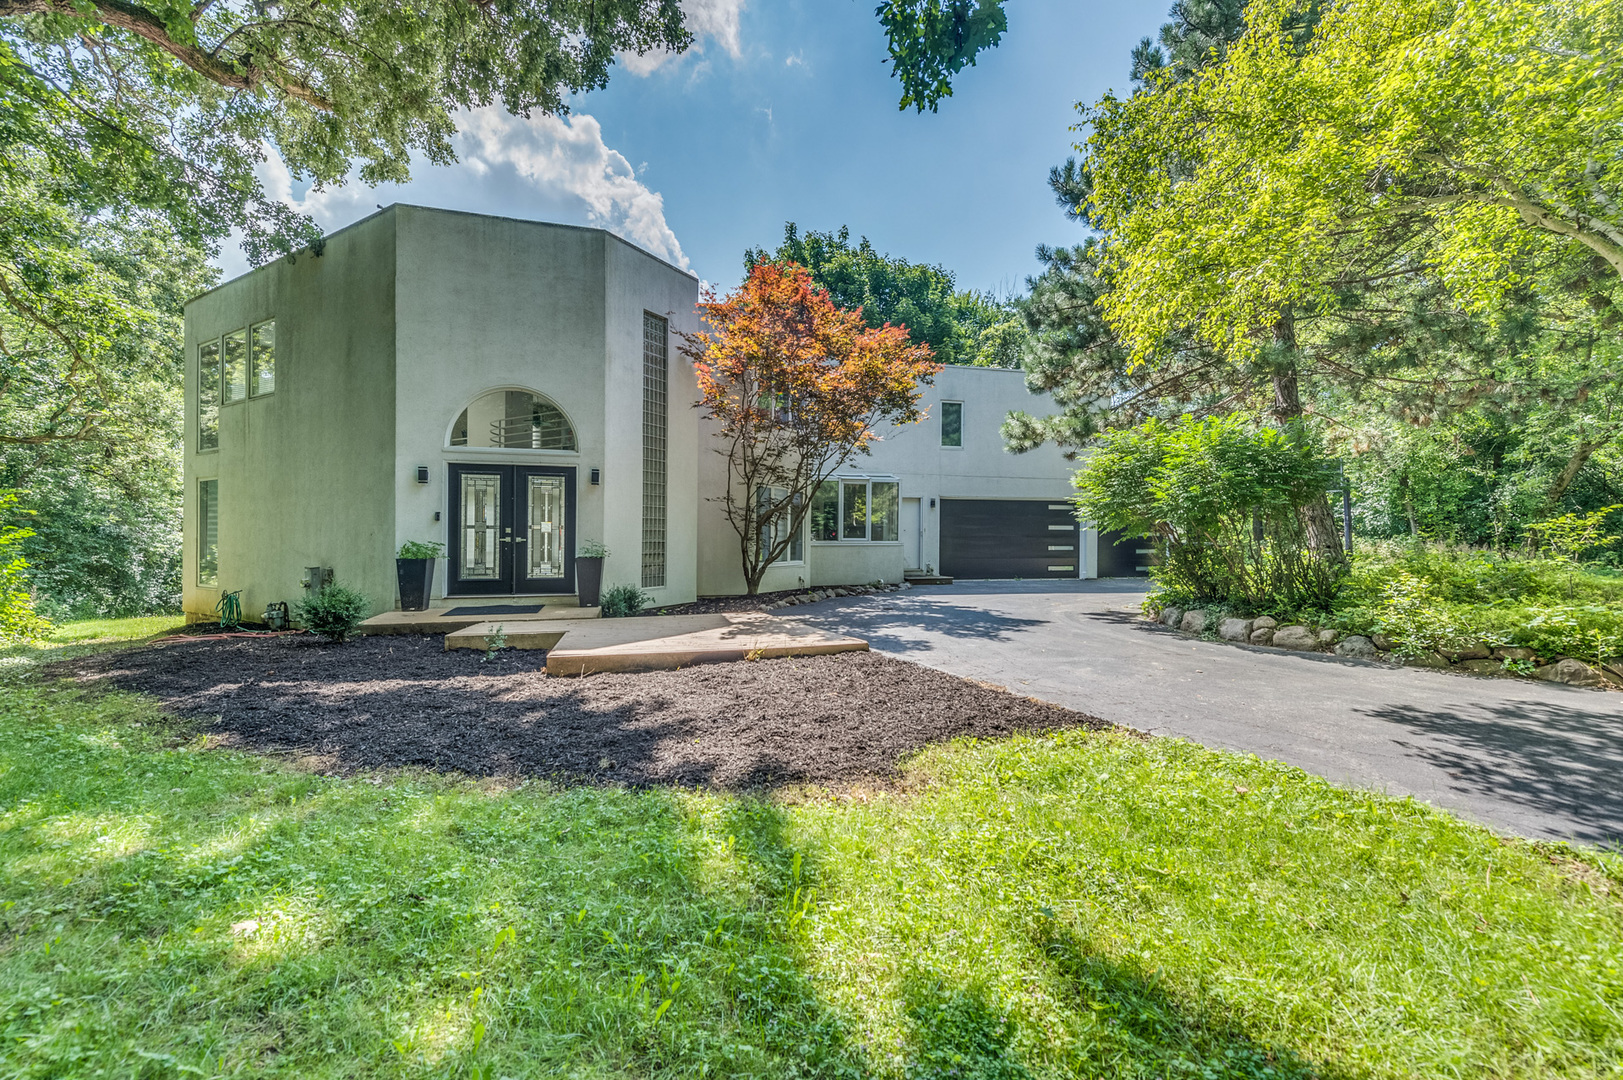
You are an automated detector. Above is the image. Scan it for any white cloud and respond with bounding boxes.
[221,106,688,278]
[620,0,745,76]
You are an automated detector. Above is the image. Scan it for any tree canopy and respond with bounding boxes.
[745,223,1023,368]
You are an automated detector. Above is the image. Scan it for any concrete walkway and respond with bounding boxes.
[784,579,1623,845]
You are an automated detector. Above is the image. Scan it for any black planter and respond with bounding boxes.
[575,556,604,608]
[396,558,435,611]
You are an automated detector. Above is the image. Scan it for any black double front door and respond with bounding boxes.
[447,464,576,595]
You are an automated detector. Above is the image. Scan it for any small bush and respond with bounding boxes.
[396,540,445,559]
[295,583,370,642]
[599,584,651,618]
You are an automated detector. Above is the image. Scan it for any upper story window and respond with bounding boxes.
[450,390,577,450]
[251,321,276,396]
[198,340,220,452]
[223,328,248,403]
[810,477,899,542]
[941,400,963,447]
[196,319,275,453]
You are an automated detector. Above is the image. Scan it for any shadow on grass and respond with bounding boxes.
[1024,923,1328,1079]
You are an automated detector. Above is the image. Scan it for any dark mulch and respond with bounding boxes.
[61,637,1111,790]
[646,588,804,616]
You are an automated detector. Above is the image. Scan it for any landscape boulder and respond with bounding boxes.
[1271,625,1318,651]
[1442,643,1492,661]
[1249,626,1275,646]
[1180,609,1208,634]
[1219,617,1253,643]
[1333,635,1378,659]
[1458,658,1502,675]
[1407,650,1452,669]
[1252,615,1278,631]
[1533,659,1609,688]
[1493,646,1536,661]
[1160,607,1184,628]
[1371,634,1396,652]
[1316,629,1339,647]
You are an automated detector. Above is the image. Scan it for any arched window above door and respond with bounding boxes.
[450,390,577,451]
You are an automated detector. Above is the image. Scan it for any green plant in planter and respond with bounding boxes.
[397,540,446,559]
[295,583,370,642]
[578,540,610,559]
[600,584,652,618]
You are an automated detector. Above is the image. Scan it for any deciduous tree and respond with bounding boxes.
[684,262,940,595]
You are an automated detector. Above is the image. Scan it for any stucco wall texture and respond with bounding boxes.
[183,205,1086,620]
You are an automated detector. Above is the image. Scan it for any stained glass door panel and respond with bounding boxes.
[447,466,513,595]
[516,466,575,593]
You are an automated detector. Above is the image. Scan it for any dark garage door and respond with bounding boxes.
[940,500,1080,579]
[1096,528,1153,578]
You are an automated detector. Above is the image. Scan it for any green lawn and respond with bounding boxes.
[2,619,1621,1077]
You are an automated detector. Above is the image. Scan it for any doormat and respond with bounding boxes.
[443,604,547,616]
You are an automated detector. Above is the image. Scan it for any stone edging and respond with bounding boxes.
[763,582,909,610]
[1147,605,1623,690]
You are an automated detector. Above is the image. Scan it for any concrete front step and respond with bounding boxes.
[444,612,868,677]
[359,604,600,636]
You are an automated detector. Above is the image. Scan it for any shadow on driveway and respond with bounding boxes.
[1361,695,1623,846]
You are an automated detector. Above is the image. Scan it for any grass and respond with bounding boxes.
[43,614,188,644]
[2,619,1623,1077]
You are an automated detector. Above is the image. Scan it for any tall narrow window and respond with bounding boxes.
[842,481,869,540]
[223,328,248,403]
[250,320,276,396]
[810,481,839,541]
[198,339,220,451]
[198,479,219,587]
[641,312,668,588]
[941,400,963,447]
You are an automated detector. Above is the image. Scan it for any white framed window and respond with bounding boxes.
[756,486,804,564]
[197,339,220,452]
[810,477,900,542]
[941,400,963,448]
[222,328,248,403]
[250,320,276,396]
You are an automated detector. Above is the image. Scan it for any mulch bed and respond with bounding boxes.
[646,587,808,616]
[60,637,1111,790]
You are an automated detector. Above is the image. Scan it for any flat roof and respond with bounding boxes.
[187,202,698,306]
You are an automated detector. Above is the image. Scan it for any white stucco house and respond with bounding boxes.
[181,205,1146,622]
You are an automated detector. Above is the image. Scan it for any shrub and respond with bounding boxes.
[0,491,47,640]
[396,540,445,559]
[295,583,370,642]
[599,584,651,618]
[1077,415,1345,613]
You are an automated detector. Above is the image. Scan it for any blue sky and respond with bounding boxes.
[237,0,1170,295]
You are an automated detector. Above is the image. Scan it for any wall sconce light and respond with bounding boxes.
[929,498,937,509]
[590,468,601,485]
[416,466,430,484]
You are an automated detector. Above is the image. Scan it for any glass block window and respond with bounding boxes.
[450,390,576,450]
[941,400,963,447]
[223,328,248,403]
[250,320,276,396]
[198,479,219,587]
[641,312,668,588]
[198,339,220,452]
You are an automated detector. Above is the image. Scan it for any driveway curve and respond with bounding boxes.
[784,579,1623,845]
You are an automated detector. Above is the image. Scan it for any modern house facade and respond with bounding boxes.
[182,205,1142,623]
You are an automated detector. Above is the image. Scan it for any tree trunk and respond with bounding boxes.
[1544,436,1608,510]
[1269,310,1346,561]
[1399,474,1420,536]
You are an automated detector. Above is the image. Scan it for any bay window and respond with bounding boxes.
[811,477,900,542]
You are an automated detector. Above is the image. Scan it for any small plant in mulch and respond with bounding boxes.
[600,584,652,618]
[295,583,370,643]
[481,624,508,662]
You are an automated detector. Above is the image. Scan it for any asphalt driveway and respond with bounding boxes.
[785,579,1623,845]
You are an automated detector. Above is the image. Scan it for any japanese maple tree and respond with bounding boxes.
[683,261,941,595]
